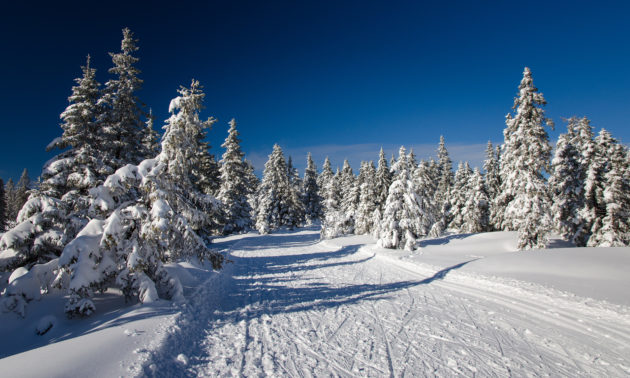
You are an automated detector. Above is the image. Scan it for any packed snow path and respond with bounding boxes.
[144,228,630,377]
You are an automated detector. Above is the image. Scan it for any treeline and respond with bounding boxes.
[256,68,629,251]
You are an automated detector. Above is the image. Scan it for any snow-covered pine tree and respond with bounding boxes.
[568,117,596,169]
[374,147,392,213]
[432,136,454,235]
[0,56,107,273]
[413,160,438,237]
[497,67,553,249]
[191,115,220,195]
[0,179,5,230]
[15,169,32,211]
[565,117,596,246]
[340,160,358,213]
[59,80,224,317]
[218,119,253,234]
[302,153,323,224]
[462,168,490,233]
[549,133,585,244]
[256,144,304,234]
[587,131,629,246]
[142,109,160,157]
[447,161,472,232]
[99,28,146,168]
[317,157,339,214]
[376,147,426,251]
[483,141,501,230]
[3,179,17,223]
[355,161,378,234]
[321,160,357,238]
[286,156,306,228]
[243,159,260,216]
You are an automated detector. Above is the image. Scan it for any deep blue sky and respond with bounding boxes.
[1,0,629,180]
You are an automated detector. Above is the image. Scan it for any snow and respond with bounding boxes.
[1,227,629,376]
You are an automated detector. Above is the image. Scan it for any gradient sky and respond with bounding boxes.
[1,0,629,180]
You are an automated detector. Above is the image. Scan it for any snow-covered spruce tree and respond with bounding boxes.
[355,162,378,234]
[447,161,472,231]
[3,179,17,224]
[374,147,392,213]
[286,156,306,227]
[243,159,260,218]
[256,144,304,234]
[483,141,501,230]
[142,109,160,157]
[321,160,357,238]
[0,179,5,230]
[0,56,107,274]
[587,132,629,246]
[413,160,439,237]
[563,117,596,246]
[376,147,427,251]
[549,133,585,244]
[98,28,147,167]
[497,67,553,249]
[59,80,224,317]
[317,157,339,214]
[15,169,32,212]
[218,119,253,234]
[462,168,490,233]
[580,128,613,247]
[302,153,323,224]
[568,117,596,169]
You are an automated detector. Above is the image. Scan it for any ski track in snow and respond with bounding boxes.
[142,228,630,377]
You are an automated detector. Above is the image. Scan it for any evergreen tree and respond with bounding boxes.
[0,57,106,272]
[285,156,306,228]
[218,119,253,234]
[321,160,357,238]
[376,147,427,251]
[355,162,378,234]
[587,132,629,246]
[59,79,224,316]
[448,161,472,231]
[549,133,585,244]
[318,157,339,213]
[374,148,392,213]
[191,116,220,196]
[15,169,31,210]
[483,141,501,230]
[302,153,323,224]
[99,28,146,168]
[497,67,553,249]
[340,160,358,213]
[3,179,17,223]
[0,179,5,230]
[462,168,490,233]
[581,129,614,246]
[142,109,160,157]
[413,160,438,237]
[256,144,304,234]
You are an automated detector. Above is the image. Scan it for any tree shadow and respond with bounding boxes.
[417,233,473,247]
[417,259,478,284]
[144,236,477,375]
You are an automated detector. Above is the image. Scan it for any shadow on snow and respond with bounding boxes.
[144,229,474,375]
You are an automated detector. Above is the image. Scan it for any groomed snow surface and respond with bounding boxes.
[1,227,629,377]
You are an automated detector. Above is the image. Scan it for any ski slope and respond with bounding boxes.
[1,227,629,377]
[141,228,630,377]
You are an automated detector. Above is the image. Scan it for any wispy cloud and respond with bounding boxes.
[246,141,499,176]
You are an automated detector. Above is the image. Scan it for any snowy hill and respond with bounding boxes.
[1,227,629,377]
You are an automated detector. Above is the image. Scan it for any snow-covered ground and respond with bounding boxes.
[1,227,629,377]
